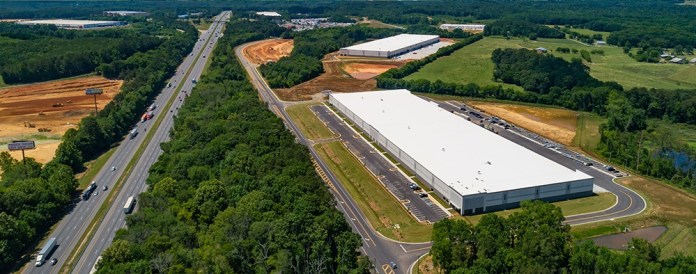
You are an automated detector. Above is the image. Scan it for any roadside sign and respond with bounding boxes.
[8,141,35,151]
[85,88,104,95]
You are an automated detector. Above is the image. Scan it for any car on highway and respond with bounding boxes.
[103,186,108,191]
[390,261,397,269]
[419,192,428,198]
[50,258,57,266]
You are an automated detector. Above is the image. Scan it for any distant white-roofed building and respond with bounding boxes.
[690,58,696,65]
[256,11,281,17]
[104,11,149,16]
[329,90,594,215]
[16,19,125,29]
[669,57,686,64]
[339,34,440,58]
[439,24,485,32]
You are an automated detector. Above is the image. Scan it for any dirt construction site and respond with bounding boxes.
[243,39,408,101]
[243,39,295,65]
[0,76,123,163]
[275,53,406,101]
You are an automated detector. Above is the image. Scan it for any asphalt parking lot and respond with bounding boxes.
[312,105,450,223]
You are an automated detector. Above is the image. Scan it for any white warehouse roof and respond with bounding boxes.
[256,11,281,17]
[331,90,592,196]
[341,34,439,53]
[17,19,122,27]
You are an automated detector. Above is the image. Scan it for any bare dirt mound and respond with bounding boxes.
[342,62,399,80]
[468,102,578,146]
[0,76,123,163]
[275,54,406,101]
[244,39,294,65]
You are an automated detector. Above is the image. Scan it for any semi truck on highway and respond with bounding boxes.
[124,196,136,214]
[129,127,138,139]
[141,111,154,123]
[35,237,56,266]
[82,182,97,200]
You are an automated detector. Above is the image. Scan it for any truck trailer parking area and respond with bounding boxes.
[329,89,595,215]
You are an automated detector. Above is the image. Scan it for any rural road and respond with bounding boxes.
[23,11,230,274]
[236,40,431,274]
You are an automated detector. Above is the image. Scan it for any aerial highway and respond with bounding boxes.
[22,11,230,274]
[236,41,431,274]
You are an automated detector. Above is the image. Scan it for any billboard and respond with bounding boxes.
[85,88,103,95]
[8,141,36,151]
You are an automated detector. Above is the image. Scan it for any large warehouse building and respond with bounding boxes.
[329,90,594,215]
[17,19,125,29]
[440,24,486,32]
[339,34,440,58]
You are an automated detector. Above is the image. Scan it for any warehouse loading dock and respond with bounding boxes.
[329,89,594,215]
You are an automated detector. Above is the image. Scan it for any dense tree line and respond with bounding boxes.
[432,201,696,273]
[491,48,601,94]
[483,19,565,39]
[96,19,370,274]
[0,23,162,84]
[261,25,400,88]
[54,19,197,171]
[0,153,77,270]
[260,54,323,88]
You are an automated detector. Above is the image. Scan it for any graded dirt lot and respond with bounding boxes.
[243,39,294,65]
[467,101,578,146]
[341,62,399,80]
[275,54,406,101]
[0,76,123,163]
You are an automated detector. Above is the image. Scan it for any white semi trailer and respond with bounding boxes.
[35,237,56,266]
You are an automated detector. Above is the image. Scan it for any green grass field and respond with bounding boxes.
[286,103,338,141]
[562,27,611,39]
[314,141,432,242]
[406,36,696,90]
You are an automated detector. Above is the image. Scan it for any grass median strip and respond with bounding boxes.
[61,24,219,273]
[314,141,432,242]
[286,103,338,140]
[77,146,118,189]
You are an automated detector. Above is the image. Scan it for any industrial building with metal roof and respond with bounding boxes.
[16,19,125,29]
[439,24,486,32]
[104,11,149,16]
[329,89,594,215]
[339,34,440,58]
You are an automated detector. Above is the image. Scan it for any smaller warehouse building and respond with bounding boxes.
[256,11,281,17]
[104,11,149,17]
[329,90,594,215]
[439,24,486,32]
[17,19,125,29]
[339,34,440,58]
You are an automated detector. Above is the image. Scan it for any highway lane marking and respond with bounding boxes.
[64,16,228,273]
[381,264,396,274]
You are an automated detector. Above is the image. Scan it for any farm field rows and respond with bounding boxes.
[406,36,696,90]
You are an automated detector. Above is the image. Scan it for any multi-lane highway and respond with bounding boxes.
[236,41,432,274]
[435,100,646,225]
[23,11,230,274]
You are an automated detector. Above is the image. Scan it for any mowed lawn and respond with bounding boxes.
[406,36,696,90]
[285,103,338,140]
[314,141,432,242]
